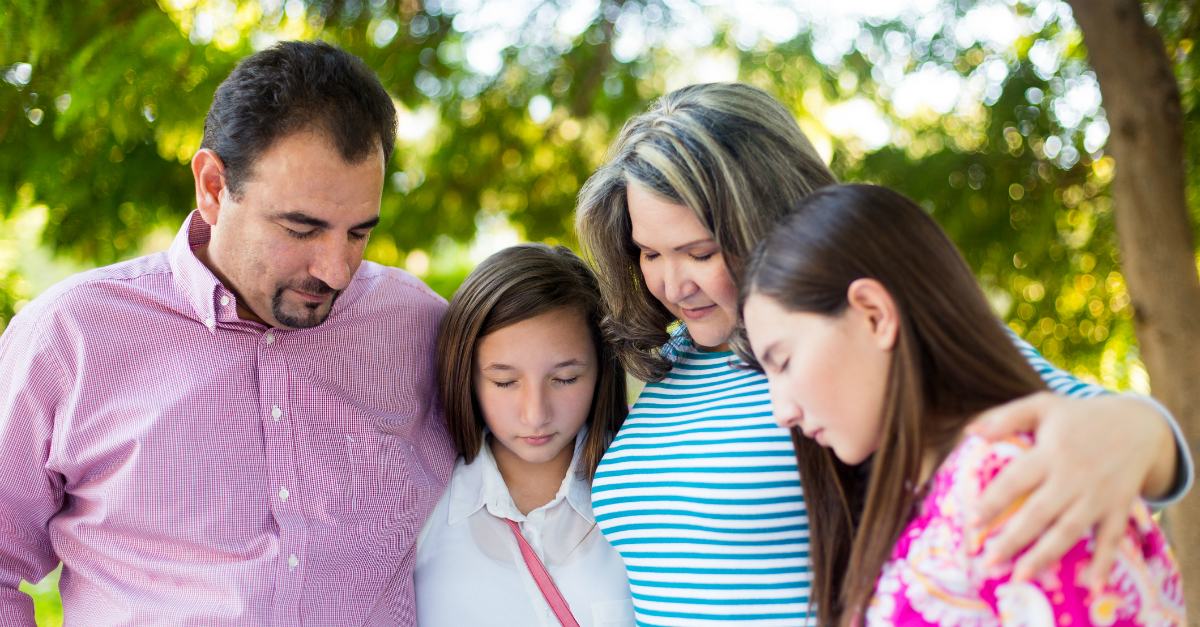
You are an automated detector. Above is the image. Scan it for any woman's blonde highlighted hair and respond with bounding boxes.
[575,82,837,382]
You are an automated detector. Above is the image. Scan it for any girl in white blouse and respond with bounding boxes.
[415,244,634,627]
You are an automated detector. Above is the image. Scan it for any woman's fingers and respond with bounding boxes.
[1084,508,1127,593]
[972,442,1048,530]
[976,451,1051,562]
[1007,489,1101,581]
[968,392,1051,441]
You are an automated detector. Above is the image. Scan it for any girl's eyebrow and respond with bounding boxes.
[758,342,781,369]
[482,359,588,371]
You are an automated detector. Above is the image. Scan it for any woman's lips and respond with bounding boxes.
[522,435,554,446]
[680,304,716,320]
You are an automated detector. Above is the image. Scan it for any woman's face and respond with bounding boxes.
[742,285,896,465]
[626,182,740,350]
[473,307,599,467]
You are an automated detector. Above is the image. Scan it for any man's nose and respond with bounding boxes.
[308,237,354,291]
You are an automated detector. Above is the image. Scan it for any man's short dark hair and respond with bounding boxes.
[201,40,397,197]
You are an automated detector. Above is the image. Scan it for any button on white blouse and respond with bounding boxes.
[415,432,634,627]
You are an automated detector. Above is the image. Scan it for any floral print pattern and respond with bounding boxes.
[866,434,1186,627]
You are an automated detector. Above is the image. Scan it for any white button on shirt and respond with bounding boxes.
[415,432,634,627]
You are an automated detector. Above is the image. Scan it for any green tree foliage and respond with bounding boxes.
[4,0,1198,391]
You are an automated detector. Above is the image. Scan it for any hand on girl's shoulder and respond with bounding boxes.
[869,434,1185,627]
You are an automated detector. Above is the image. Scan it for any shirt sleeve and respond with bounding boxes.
[0,313,68,627]
[1007,329,1194,507]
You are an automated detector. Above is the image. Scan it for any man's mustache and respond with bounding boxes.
[284,278,336,296]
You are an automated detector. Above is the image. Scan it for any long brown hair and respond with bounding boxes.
[738,184,1047,626]
[436,243,628,481]
[575,82,836,382]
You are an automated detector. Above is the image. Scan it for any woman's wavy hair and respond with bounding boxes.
[575,82,837,382]
[738,184,1047,627]
[436,243,627,481]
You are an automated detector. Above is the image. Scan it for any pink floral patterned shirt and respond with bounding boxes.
[866,434,1186,627]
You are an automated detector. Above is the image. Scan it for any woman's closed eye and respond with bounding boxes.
[492,380,517,389]
[553,376,581,386]
[690,252,715,262]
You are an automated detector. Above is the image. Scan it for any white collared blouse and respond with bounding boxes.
[414,432,635,627]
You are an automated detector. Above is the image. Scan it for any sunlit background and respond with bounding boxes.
[4,0,1200,620]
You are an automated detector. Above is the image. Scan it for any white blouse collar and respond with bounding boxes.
[447,429,595,525]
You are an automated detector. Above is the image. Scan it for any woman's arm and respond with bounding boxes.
[964,332,1193,590]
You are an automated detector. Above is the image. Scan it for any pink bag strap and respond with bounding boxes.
[505,518,581,627]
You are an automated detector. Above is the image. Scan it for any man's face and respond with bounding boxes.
[198,131,385,329]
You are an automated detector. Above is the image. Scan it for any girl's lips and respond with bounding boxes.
[522,435,554,446]
[680,304,716,320]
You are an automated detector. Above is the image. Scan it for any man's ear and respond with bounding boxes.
[845,278,899,351]
[191,149,229,226]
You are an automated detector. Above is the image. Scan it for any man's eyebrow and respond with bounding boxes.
[275,212,330,229]
[351,216,381,231]
[274,212,379,232]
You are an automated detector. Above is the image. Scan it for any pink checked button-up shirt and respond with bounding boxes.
[0,211,456,626]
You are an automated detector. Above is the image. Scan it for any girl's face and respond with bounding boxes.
[473,307,599,467]
[742,282,897,465]
[626,182,740,350]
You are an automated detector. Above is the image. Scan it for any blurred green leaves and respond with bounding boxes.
[3,0,1197,390]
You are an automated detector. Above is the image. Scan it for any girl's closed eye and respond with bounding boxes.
[554,376,581,385]
[492,380,517,389]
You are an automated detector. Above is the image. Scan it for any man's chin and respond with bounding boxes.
[273,300,334,329]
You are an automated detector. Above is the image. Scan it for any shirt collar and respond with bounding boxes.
[168,211,229,333]
[447,429,594,525]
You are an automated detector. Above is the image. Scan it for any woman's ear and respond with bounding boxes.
[846,278,899,351]
[191,148,229,226]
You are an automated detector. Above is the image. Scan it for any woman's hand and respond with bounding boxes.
[965,392,1177,591]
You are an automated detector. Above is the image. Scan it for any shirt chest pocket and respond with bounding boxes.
[591,599,635,627]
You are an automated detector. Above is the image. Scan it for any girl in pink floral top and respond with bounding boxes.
[737,184,1185,627]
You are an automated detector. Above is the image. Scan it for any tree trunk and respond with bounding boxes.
[1066,0,1200,620]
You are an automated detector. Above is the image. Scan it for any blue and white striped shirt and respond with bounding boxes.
[591,329,1190,627]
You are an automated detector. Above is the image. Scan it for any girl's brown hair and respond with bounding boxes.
[436,243,627,481]
[738,184,1047,627]
[575,82,837,382]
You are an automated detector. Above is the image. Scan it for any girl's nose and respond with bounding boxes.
[520,385,552,429]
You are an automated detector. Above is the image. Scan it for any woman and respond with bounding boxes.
[574,83,1191,626]
[738,183,1183,627]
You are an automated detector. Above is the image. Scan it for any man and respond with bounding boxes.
[0,41,454,626]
